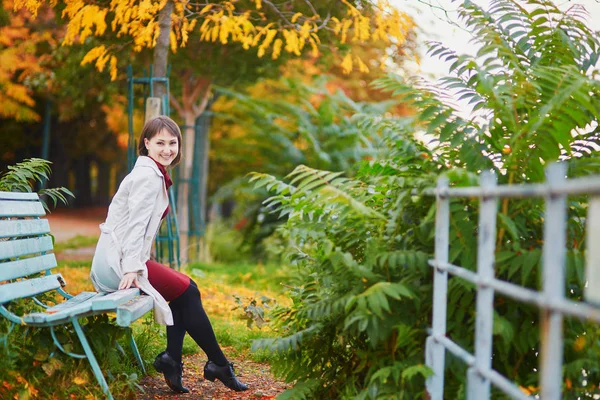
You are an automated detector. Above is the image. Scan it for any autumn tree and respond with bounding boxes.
[13,0,416,263]
[0,0,55,122]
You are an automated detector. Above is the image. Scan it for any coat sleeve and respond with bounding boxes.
[121,169,162,274]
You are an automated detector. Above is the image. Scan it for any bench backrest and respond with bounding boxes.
[0,192,64,306]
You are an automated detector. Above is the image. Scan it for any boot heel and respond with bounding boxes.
[153,360,164,373]
[204,372,216,382]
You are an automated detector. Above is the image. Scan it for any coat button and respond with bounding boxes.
[145,236,151,241]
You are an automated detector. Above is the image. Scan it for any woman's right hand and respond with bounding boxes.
[119,272,140,290]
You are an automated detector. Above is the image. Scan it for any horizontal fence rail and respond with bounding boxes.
[424,163,600,400]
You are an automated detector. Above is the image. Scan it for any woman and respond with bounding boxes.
[90,116,247,394]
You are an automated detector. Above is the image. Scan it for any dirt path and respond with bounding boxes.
[137,353,288,400]
[46,207,106,261]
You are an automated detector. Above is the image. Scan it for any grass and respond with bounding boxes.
[188,261,290,293]
[52,235,97,253]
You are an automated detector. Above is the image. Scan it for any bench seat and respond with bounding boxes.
[21,289,154,326]
[0,191,154,400]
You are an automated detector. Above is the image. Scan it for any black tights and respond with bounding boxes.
[166,279,228,366]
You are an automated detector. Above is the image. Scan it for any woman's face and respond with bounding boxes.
[144,129,179,167]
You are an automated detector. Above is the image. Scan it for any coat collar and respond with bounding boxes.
[134,156,164,178]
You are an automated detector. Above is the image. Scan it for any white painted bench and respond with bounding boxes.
[0,191,153,400]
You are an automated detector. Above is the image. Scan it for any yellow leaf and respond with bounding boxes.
[255,0,261,10]
[340,19,352,44]
[308,37,318,58]
[80,45,106,66]
[331,16,341,35]
[219,19,230,44]
[291,12,302,24]
[109,56,118,81]
[72,376,87,385]
[169,30,177,52]
[355,56,369,73]
[211,25,219,42]
[200,4,213,14]
[341,53,353,74]
[95,53,110,72]
[271,38,282,59]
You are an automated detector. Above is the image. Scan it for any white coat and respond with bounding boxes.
[90,156,174,325]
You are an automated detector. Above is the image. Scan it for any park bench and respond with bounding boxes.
[0,191,154,400]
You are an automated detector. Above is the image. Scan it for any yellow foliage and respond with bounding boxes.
[13,0,414,81]
[341,53,353,74]
[0,0,55,121]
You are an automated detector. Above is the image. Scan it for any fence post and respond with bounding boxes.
[585,196,600,305]
[467,171,498,399]
[540,163,567,400]
[425,176,450,400]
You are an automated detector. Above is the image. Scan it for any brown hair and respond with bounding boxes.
[137,116,182,166]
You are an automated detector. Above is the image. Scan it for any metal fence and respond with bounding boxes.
[425,163,600,400]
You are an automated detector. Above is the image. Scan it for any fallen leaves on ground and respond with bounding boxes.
[136,351,289,400]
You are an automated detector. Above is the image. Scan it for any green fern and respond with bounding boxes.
[0,158,74,210]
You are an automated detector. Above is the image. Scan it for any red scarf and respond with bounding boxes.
[150,157,173,190]
[150,157,172,219]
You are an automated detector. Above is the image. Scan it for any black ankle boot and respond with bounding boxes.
[203,360,248,391]
[153,351,189,393]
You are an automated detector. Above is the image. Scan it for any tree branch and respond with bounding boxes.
[170,92,184,116]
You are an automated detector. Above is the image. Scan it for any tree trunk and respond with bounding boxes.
[170,72,212,265]
[177,114,196,266]
[196,112,211,262]
[153,0,173,100]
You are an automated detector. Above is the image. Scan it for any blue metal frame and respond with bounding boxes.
[425,163,600,399]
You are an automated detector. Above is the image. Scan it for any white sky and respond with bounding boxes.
[392,0,600,79]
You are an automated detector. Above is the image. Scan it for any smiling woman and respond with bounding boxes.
[138,117,182,167]
[90,116,248,395]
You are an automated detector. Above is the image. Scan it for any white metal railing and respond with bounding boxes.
[425,163,600,400]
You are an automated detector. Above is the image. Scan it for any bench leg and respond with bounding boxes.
[127,328,146,375]
[71,318,114,400]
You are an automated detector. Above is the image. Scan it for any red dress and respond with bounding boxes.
[145,158,191,302]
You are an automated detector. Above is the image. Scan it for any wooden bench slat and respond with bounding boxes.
[0,219,50,239]
[116,295,154,327]
[0,192,39,201]
[91,288,141,311]
[0,254,57,281]
[46,291,100,312]
[0,200,46,217]
[0,273,64,304]
[0,237,53,260]
[23,292,105,324]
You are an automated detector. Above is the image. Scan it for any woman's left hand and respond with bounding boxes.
[119,272,140,290]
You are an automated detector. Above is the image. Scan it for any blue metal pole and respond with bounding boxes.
[425,176,450,400]
[467,171,498,400]
[539,163,567,400]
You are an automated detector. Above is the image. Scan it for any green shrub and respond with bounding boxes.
[250,1,600,398]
